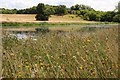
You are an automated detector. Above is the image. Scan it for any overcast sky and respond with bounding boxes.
[0,0,119,11]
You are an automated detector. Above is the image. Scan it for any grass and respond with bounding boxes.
[2,22,118,28]
[1,14,119,27]
[49,14,83,21]
[2,26,118,78]
[1,14,90,23]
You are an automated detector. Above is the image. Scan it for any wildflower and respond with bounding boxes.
[26,66,30,68]
[35,64,38,67]
[82,46,85,48]
[83,60,85,62]
[26,62,29,64]
[18,75,22,77]
[92,71,96,76]
[85,50,89,53]
[41,67,43,70]
[80,66,83,70]
[87,40,90,42]
[11,53,15,57]
[90,70,96,76]
[40,63,44,66]
[90,62,93,65]
[106,38,108,40]
[18,72,22,77]
[62,54,66,56]
[77,52,79,55]
[73,56,76,58]
[94,50,97,52]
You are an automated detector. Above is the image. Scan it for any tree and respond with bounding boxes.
[35,3,50,21]
[115,1,120,13]
[113,14,120,22]
[70,4,94,11]
[74,4,80,10]
[83,11,98,21]
[55,5,67,16]
[45,6,55,15]
[100,11,116,22]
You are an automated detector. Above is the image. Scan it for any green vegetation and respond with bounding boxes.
[2,26,118,78]
[35,3,50,21]
[2,22,118,28]
[55,5,67,16]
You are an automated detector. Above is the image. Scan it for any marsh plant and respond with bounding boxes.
[2,27,118,78]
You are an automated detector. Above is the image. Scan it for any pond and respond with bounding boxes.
[4,24,118,40]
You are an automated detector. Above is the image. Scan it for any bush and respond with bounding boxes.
[55,5,67,16]
[35,3,50,21]
[35,14,49,21]
[100,11,116,22]
[83,11,98,21]
[113,14,120,22]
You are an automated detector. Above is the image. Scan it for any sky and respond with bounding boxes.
[0,0,119,11]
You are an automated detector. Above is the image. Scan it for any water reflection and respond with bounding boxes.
[16,33,27,39]
[6,25,118,40]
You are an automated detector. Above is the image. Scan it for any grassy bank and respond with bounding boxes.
[2,26,118,78]
[2,22,119,28]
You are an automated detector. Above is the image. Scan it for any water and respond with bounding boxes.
[7,24,118,40]
[8,32,38,40]
[16,33,28,39]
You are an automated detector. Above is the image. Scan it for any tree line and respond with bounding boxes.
[1,2,120,22]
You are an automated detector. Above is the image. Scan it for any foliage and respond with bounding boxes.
[17,6,37,14]
[0,8,17,14]
[83,11,98,21]
[71,4,94,11]
[35,3,50,21]
[35,14,49,21]
[100,11,116,22]
[113,14,120,22]
[55,5,67,16]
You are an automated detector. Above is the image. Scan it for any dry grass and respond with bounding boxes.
[1,14,36,22]
[1,14,96,23]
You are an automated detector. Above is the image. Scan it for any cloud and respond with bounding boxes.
[0,0,119,11]
[76,0,119,11]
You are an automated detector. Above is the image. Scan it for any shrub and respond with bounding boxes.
[35,3,50,21]
[113,14,120,22]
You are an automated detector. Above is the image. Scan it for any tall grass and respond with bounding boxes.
[2,26,118,78]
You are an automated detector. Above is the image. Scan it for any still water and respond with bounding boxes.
[6,24,118,40]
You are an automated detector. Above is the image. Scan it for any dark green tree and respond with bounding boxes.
[35,3,50,21]
[55,5,67,16]
[113,14,120,22]
[83,11,98,21]
[70,4,94,11]
[100,11,116,22]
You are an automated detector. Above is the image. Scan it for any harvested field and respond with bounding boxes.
[1,14,96,23]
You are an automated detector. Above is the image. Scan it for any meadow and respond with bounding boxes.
[1,14,87,23]
[2,25,119,78]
